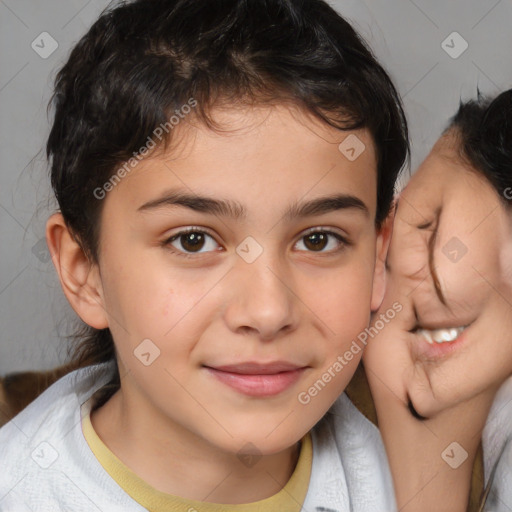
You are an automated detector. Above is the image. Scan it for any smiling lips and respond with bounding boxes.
[413,324,470,359]
[417,326,467,344]
[205,362,307,397]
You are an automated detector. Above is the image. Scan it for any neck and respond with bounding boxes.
[90,384,301,504]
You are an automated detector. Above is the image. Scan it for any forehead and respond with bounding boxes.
[104,104,378,219]
[401,134,504,229]
[408,134,477,191]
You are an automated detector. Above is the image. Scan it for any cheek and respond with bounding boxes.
[103,252,214,335]
[437,237,500,312]
[310,252,375,348]
[97,269,198,377]
[498,235,512,299]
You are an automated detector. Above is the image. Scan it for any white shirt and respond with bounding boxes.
[0,362,397,511]
[482,376,512,511]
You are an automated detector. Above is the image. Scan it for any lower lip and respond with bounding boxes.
[205,368,306,397]
[413,328,469,360]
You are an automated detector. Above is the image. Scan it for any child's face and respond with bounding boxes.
[389,134,512,415]
[93,105,383,454]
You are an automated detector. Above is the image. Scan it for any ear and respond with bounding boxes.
[46,213,108,329]
[370,200,396,312]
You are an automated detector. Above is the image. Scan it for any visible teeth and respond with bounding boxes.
[418,326,465,344]
[420,330,434,344]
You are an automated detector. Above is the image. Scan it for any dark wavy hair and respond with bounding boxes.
[447,88,512,206]
[46,0,409,398]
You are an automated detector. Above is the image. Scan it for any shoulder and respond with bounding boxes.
[484,377,512,471]
[319,392,389,465]
[307,393,396,511]
[483,376,512,500]
[486,440,512,510]
[0,363,117,508]
[0,362,115,443]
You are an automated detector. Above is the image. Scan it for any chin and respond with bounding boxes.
[203,424,305,458]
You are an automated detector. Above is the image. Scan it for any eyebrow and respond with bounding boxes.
[137,189,369,220]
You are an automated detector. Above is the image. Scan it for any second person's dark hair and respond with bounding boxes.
[448,88,512,205]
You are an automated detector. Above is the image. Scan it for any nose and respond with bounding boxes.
[223,252,299,341]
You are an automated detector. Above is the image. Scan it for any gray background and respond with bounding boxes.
[1,0,511,374]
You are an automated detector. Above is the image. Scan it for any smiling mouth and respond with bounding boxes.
[416,326,468,344]
[204,362,308,396]
[208,362,305,374]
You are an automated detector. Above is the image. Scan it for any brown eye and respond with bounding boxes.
[166,230,219,255]
[179,232,205,252]
[304,232,328,251]
[295,230,348,253]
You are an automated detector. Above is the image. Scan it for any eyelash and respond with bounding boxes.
[162,226,351,259]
